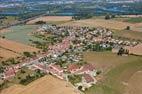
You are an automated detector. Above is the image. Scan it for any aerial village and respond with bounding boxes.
[0,24,141,91]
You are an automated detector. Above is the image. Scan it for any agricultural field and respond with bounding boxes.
[0,38,39,54]
[0,48,20,60]
[27,16,72,25]
[61,18,142,32]
[0,38,40,60]
[126,71,142,94]
[0,75,80,94]
[83,51,142,94]
[0,16,19,28]
[1,25,44,45]
[124,17,142,23]
[113,30,142,41]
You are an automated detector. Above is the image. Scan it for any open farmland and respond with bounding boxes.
[61,18,142,32]
[83,51,142,94]
[83,51,141,72]
[0,38,40,54]
[113,30,142,41]
[0,75,80,94]
[125,71,142,94]
[0,48,20,60]
[1,25,44,45]
[27,16,72,25]
[0,16,19,28]
[124,17,142,23]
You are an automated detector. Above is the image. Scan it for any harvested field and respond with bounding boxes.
[0,38,40,54]
[124,44,142,56]
[61,18,142,32]
[1,75,80,94]
[27,16,72,24]
[0,48,20,60]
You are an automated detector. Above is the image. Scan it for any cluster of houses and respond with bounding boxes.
[0,25,141,90]
[67,63,97,89]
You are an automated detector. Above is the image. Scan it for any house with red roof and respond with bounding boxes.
[67,64,80,73]
[75,73,97,89]
[47,64,64,79]
[76,64,96,76]
[33,64,47,72]
[2,67,16,80]
[82,73,97,88]
[83,74,94,83]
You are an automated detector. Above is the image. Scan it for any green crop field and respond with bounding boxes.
[83,51,142,94]
[2,25,44,45]
[125,17,142,23]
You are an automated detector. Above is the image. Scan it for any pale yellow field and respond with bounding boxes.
[0,38,39,54]
[27,16,72,24]
[61,18,142,32]
[0,75,80,94]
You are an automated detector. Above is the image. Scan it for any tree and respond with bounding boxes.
[94,43,102,51]
[126,26,130,30]
[32,52,37,56]
[78,86,82,90]
[117,47,125,56]
[23,52,32,57]
[21,69,26,74]
[111,14,116,18]
[0,67,4,73]
[105,15,111,20]
[35,21,46,24]
[96,70,102,75]
[2,36,5,39]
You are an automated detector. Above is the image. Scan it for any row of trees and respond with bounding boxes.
[20,69,45,85]
[117,48,129,56]
[105,14,116,20]
[72,13,93,20]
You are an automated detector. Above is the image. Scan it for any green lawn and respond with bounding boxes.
[68,75,82,85]
[84,51,142,94]
[2,25,44,45]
